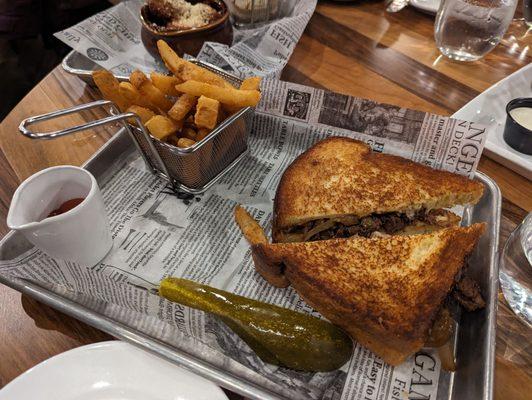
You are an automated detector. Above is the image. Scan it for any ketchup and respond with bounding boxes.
[47,198,85,218]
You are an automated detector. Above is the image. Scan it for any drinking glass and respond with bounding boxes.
[226,0,295,28]
[434,0,518,61]
[499,212,532,327]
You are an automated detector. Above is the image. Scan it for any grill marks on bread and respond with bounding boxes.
[273,138,484,240]
[252,223,486,365]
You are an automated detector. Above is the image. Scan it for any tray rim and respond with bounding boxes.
[0,128,500,400]
[476,167,500,400]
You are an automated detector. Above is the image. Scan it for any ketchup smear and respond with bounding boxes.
[47,198,85,218]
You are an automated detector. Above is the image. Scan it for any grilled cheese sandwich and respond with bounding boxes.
[273,137,483,243]
[252,223,486,365]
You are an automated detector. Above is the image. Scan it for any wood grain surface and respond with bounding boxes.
[0,1,531,398]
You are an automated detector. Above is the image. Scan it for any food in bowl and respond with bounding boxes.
[91,40,261,149]
[146,0,224,31]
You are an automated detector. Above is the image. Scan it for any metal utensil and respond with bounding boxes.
[19,61,253,194]
[386,0,410,13]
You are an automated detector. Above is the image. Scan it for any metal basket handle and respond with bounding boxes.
[18,100,174,188]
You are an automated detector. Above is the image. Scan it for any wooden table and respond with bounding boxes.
[0,1,531,398]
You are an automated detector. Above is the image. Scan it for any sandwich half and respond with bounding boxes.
[251,223,486,365]
[273,137,484,243]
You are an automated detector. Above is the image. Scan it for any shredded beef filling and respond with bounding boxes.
[282,211,486,315]
[426,275,485,350]
[453,275,485,311]
[283,209,453,241]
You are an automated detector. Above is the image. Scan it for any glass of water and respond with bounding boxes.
[499,212,532,327]
[226,0,295,28]
[434,0,518,61]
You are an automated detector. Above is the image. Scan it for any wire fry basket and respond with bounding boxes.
[18,62,253,194]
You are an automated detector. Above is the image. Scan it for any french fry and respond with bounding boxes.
[93,46,262,145]
[157,40,234,88]
[196,128,211,141]
[168,94,197,121]
[177,137,196,148]
[194,96,220,130]
[175,81,261,109]
[119,82,156,110]
[182,127,197,140]
[140,82,174,112]
[234,205,268,245]
[150,72,182,96]
[92,70,130,111]
[126,105,156,124]
[119,82,140,103]
[166,134,180,146]
[130,70,173,112]
[173,118,184,132]
[240,76,262,91]
[145,115,179,140]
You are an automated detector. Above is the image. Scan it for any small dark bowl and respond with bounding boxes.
[503,98,532,155]
[140,1,232,57]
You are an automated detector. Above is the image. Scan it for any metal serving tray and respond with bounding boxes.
[0,128,500,400]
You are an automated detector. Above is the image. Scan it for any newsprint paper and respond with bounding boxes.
[0,79,488,400]
[0,1,490,399]
[54,0,316,78]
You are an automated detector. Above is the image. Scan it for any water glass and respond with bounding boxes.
[226,0,295,28]
[499,212,532,327]
[434,0,518,61]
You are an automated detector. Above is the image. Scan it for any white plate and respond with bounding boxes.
[410,0,440,14]
[0,341,229,400]
[452,63,532,180]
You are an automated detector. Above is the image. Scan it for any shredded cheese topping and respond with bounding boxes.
[165,0,218,29]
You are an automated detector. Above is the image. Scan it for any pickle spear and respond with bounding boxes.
[159,277,353,372]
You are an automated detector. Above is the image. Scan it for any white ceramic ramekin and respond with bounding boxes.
[7,166,112,266]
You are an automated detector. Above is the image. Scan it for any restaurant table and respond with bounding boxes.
[0,1,531,398]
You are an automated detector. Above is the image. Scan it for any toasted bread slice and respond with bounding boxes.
[252,223,486,365]
[273,137,483,242]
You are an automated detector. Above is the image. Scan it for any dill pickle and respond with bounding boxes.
[159,277,353,372]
